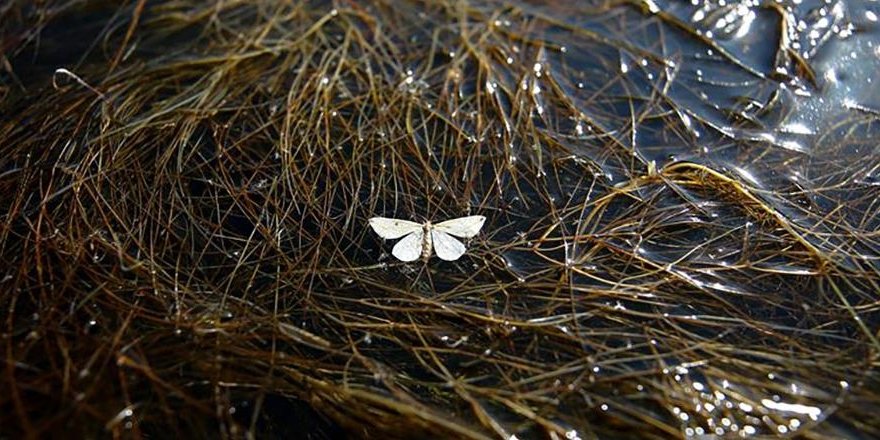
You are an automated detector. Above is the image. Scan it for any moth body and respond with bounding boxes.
[420,222,433,261]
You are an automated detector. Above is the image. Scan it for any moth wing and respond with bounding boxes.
[431,229,467,261]
[391,229,424,262]
[369,217,423,239]
[433,215,486,238]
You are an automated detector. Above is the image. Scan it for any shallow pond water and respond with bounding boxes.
[1,0,878,438]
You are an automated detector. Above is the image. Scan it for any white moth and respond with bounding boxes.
[369,215,486,262]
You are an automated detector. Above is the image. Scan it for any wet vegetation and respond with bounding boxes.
[1,0,879,438]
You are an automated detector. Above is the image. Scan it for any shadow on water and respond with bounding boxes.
[1,0,879,438]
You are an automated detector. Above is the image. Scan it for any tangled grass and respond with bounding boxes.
[1,0,879,438]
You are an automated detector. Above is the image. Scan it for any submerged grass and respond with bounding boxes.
[1,0,879,438]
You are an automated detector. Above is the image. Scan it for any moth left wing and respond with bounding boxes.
[369,217,423,239]
[391,229,424,262]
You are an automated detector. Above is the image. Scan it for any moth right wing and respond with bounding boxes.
[391,229,424,262]
[431,229,467,261]
[433,215,486,238]
[369,217,423,239]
